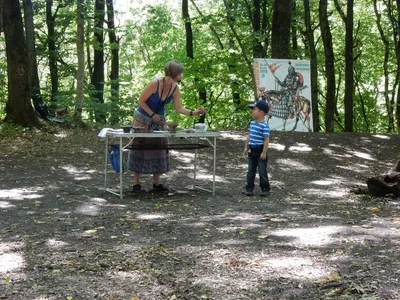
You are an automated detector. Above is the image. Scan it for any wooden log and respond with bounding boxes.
[366,160,400,197]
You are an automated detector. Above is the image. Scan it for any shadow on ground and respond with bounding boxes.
[0,129,399,299]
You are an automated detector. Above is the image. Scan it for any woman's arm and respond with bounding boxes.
[172,87,207,116]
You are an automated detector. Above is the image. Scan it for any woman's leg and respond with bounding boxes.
[153,172,160,185]
[133,171,140,185]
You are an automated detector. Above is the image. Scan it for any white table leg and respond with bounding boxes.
[104,135,109,188]
[213,136,216,195]
[119,137,123,199]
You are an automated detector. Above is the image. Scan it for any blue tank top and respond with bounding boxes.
[138,78,177,117]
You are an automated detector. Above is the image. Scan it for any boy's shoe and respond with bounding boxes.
[245,189,254,196]
[132,184,142,192]
[153,183,170,192]
[260,189,270,197]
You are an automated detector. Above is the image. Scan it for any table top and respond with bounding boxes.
[103,129,220,138]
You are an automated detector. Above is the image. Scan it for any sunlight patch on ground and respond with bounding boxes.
[270,143,285,151]
[0,253,25,273]
[260,256,328,280]
[275,158,314,171]
[0,201,14,208]
[136,213,168,220]
[288,143,312,152]
[347,150,375,160]
[335,163,370,174]
[46,239,68,249]
[220,132,245,141]
[53,132,68,138]
[322,147,352,159]
[310,176,347,186]
[372,134,390,139]
[0,188,43,200]
[75,203,101,215]
[302,188,347,198]
[270,226,345,246]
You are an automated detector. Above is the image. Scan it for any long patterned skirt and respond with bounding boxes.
[127,110,169,174]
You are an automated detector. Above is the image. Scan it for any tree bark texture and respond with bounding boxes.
[344,0,354,132]
[91,0,105,123]
[271,0,293,58]
[3,0,38,126]
[23,0,45,108]
[367,160,400,197]
[46,0,59,106]
[106,0,120,125]
[304,0,320,132]
[74,0,85,124]
[319,0,336,132]
[183,0,206,123]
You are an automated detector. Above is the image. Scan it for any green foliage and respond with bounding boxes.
[0,0,399,132]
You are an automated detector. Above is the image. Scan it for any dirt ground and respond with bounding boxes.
[0,127,400,300]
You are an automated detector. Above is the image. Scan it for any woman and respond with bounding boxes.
[128,60,207,192]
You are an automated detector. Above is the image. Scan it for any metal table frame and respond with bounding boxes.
[103,131,220,198]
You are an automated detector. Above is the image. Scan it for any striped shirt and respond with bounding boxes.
[248,120,270,146]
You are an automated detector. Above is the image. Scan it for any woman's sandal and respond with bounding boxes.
[131,184,142,192]
[152,183,170,192]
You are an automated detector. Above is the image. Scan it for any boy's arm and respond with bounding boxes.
[260,136,270,159]
[243,135,249,156]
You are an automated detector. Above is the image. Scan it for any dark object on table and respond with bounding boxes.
[121,125,132,133]
[166,121,179,133]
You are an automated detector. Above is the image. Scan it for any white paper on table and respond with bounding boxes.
[98,128,117,137]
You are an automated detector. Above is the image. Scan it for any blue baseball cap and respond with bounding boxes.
[248,100,269,113]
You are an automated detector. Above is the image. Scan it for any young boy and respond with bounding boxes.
[243,100,271,197]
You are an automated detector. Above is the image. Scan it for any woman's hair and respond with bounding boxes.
[164,60,184,79]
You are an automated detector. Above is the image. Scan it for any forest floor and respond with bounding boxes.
[0,127,400,300]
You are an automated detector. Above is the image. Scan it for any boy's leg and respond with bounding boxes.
[258,156,270,196]
[246,154,257,195]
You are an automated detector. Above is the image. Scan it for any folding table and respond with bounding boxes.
[102,130,220,198]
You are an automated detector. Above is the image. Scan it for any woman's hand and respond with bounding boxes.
[196,106,208,115]
[152,114,161,122]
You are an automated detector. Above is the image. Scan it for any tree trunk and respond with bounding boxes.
[3,0,38,126]
[23,0,47,117]
[74,0,85,125]
[106,0,120,125]
[319,0,336,132]
[183,0,206,123]
[46,0,59,109]
[271,0,293,58]
[344,0,354,132]
[223,0,257,99]
[91,0,105,123]
[304,0,320,132]
[395,0,400,133]
[252,0,264,58]
[366,160,400,197]
[373,0,392,133]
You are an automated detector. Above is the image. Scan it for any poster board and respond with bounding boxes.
[254,58,313,132]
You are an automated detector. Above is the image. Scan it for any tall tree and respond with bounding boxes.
[183,0,206,123]
[91,0,105,123]
[319,0,336,132]
[2,0,38,126]
[46,0,59,109]
[373,0,393,133]
[344,0,354,132]
[304,0,320,132]
[74,0,85,124]
[23,0,46,115]
[393,0,400,133]
[271,0,293,58]
[106,0,120,125]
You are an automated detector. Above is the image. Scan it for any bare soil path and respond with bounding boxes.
[0,128,399,299]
